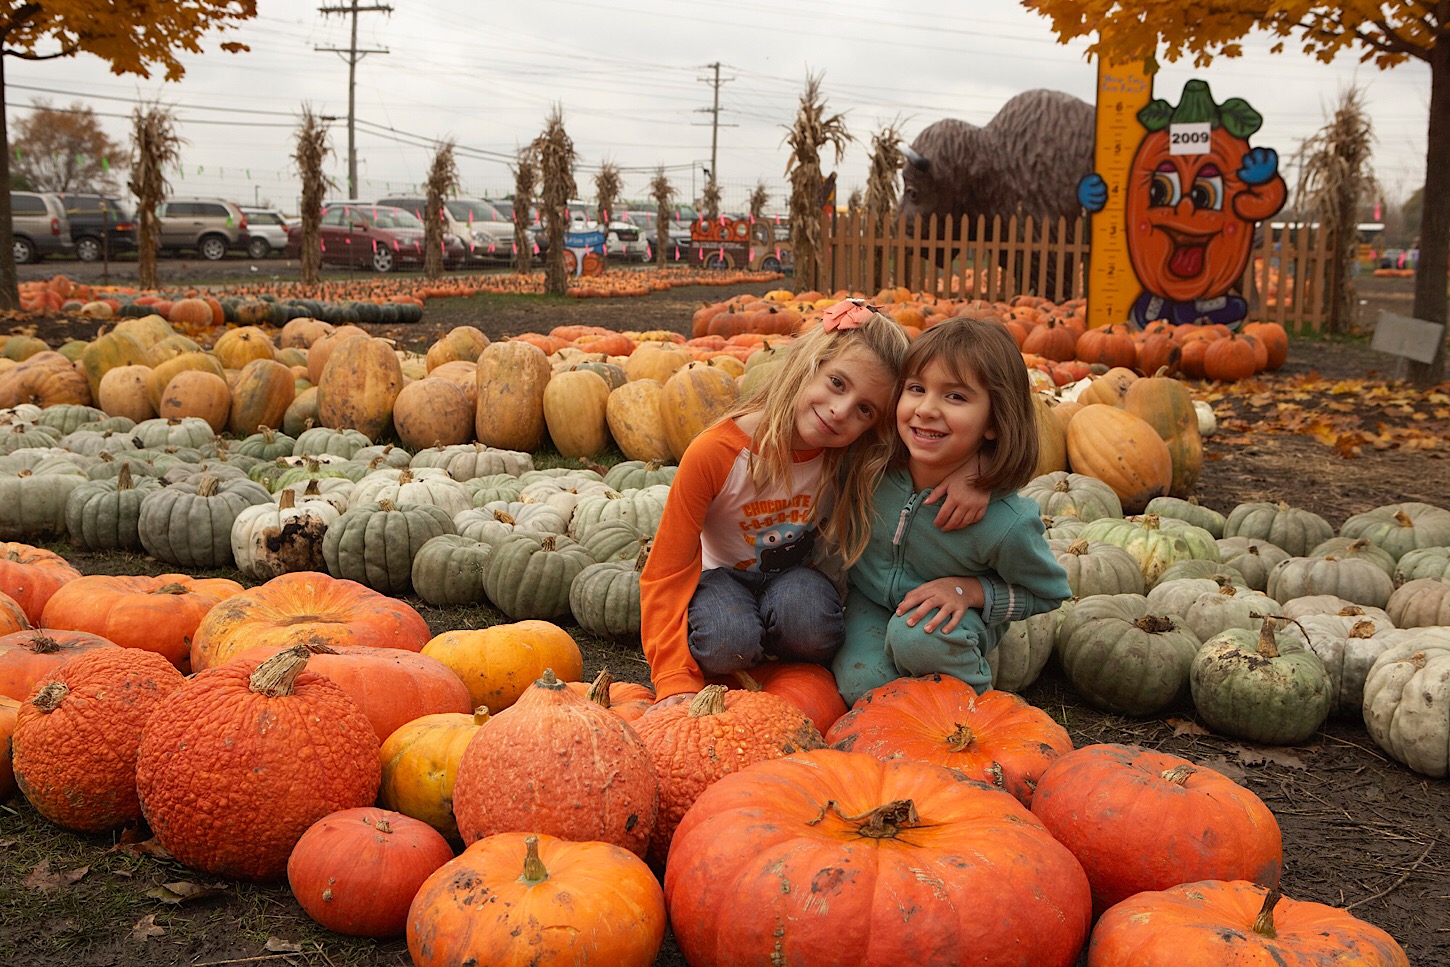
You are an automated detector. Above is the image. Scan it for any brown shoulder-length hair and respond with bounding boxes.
[895,315,1039,495]
[733,312,909,566]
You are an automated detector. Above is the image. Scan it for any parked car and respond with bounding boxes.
[490,199,546,258]
[9,191,73,263]
[56,193,135,262]
[239,207,290,259]
[154,197,249,260]
[285,202,465,273]
[628,209,692,261]
[377,196,514,265]
[566,201,648,261]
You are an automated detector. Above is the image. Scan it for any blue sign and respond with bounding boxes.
[564,230,606,251]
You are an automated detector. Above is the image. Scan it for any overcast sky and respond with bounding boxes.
[5,0,1431,216]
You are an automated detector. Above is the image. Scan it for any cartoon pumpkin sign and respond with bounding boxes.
[1080,79,1286,329]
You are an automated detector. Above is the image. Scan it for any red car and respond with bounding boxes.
[284,202,467,272]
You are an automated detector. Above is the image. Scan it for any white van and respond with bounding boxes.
[377,196,514,265]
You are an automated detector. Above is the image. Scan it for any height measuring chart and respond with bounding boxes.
[1087,58,1153,330]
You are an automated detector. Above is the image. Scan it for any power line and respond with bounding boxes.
[317,0,393,197]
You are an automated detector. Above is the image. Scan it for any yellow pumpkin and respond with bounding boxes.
[145,351,226,412]
[660,362,739,462]
[227,358,297,436]
[317,336,404,441]
[210,326,276,371]
[475,341,551,452]
[425,326,489,372]
[379,707,491,843]
[543,369,612,458]
[624,342,691,384]
[606,379,672,463]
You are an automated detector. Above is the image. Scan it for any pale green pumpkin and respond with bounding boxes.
[1339,502,1450,562]
[1223,500,1333,557]
[1190,620,1332,745]
[1143,495,1226,538]
[410,442,533,481]
[1056,593,1201,717]
[411,534,493,606]
[988,602,1069,694]
[0,459,88,538]
[569,547,649,638]
[483,532,595,621]
[1020,470,1123,523]
[130,416,216,450]
[1214,536,1291,592]
[603,459,677,491]
[1361,629,1450,777]
[322,499,455,595]
[137,474,272,569]
[1267,553,1395,609]
[569,485,669,545]
[1051,539,1145,598]
[292,425,372,459]
[64,463,163,551]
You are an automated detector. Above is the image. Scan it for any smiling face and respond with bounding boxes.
[1126,127,1258,302]
[790,345,897,451]
[896,357,996,491]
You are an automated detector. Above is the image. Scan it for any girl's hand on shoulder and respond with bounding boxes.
[640,691,696,719]
[924,474,989,531]
[894,578,983,634]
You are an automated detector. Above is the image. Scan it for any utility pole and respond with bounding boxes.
[317,0,392,199]
[694,62,736,202]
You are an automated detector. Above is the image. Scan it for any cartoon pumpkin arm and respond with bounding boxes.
[1233,147,1287,222]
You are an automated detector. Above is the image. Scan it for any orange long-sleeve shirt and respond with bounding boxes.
[639,419,827,699]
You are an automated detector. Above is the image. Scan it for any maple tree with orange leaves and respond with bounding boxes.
[1022,2,1449,386]
[0,1,258,308]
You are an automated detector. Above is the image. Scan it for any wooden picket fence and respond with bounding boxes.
[816,212,1334,332]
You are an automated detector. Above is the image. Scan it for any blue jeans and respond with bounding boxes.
[687,567,844,675]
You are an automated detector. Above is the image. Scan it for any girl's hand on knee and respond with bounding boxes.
[640,692,696,719]
[895,579,981,634]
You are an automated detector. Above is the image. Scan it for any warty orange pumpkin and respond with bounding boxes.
[0,543,81,625]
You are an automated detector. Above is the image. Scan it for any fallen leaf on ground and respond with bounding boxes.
[1229,745,1308,770]
[1192,756,1248,783]
[146,880,228,904]
[1166,717,1211,737]
[266,937,303,953]
[110,837,174,861]
[23,860,89,892]
[131,914,166,941]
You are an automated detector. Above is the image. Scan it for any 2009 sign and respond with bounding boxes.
[1169,122,1212,155]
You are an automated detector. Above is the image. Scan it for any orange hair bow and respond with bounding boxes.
[821,298,880,332]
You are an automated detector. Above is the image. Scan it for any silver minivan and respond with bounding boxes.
[10,191,73,262]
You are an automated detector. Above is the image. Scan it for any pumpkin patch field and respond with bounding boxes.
[0,270,1447,967]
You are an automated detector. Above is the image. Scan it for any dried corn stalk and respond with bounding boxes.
[748,181,770,222]
[292,105,334,287]
[532,105,576,295]
[701,178,721,221]
[511,146,538,274]
[424,140,460,279]
[595,161,622,268]
[129,104,182,291]
[865,124,904,235]
[1295,87,1378,334]
[649,165,675,268]
[784,73,851,293]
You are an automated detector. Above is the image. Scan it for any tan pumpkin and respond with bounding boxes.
[146,333,201,366]
[475,340,551,452]
[112,314,176,349]
[317,336,404,441]
[606,379,672,462]
[79,330,152,398]
[158,369,232,432]
[279,316,333,350]
[1033,394,1069,476]
[0,355,92,408]
[660,362,739,462]
[624,342,691,383]
[425,326,489,371]
[306,325,368,385]
[97,364,157,423]
[146,351,226,411]
[1077,367,1139,407]
[1066,404,1173,514]
[543,369,611,458]
[211,326,277,371]
[427,361,478,406]
[1123,373,1203,498]
[392,378,474,450]
[227,358,296,436]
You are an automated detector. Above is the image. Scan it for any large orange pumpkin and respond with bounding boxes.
[189,571,432,673]
[0,543,81,625]
[0,695,16,800]
[12,648,185,831]
[1088,880,1409,966]
[825,675,1072,807]
[316,335,404,441]
[227,642,471,743]
[708,660,848,734]
[659,361,739,462]
[407,832,666,967]
[451,670,659,856]
[1066,404,1173,514]
[0,629,118,701]
[0,591,29,637]
[665,749,1091,967]
[40,574,244,673]
[474,340,551,451]
[1031,743,1282,917]
[136,646,382,880]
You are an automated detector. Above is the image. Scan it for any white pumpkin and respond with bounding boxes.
[1361,628,1450,778]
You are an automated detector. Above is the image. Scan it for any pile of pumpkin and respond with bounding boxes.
[0,537,1427,964]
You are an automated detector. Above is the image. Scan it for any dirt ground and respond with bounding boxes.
[1,261,1447,966]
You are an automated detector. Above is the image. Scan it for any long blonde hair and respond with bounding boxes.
[734,312,908,565]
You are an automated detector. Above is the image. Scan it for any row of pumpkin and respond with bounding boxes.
[0,554,1416,965]
[1,390,1447,778]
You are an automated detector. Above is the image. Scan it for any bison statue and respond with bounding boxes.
[901,89,1095,297]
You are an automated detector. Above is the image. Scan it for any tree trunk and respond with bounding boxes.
[0,54,19,310]
[1408,39,1450,385]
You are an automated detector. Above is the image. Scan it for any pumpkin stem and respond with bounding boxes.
[249,644,311,697]
[197,475,219,498]
[809,799,920,839]
[1393,510,1412,528]
[493,510,517,525]
[586,669,615,707]
[520,834,549,885]
[537,668,563,689]
[732,670,763,692]
[1141,514,1161,531]
[304,479,321,496]
[398,468,414,485]
[23,634,60,654]
[1218,585,1238,596]
[374,818,393,834]
[116,462,133,490]
[378,499,396,512]
[1349,620,1377,639]
[1066,539,1089,555]
[688,685,728,718]
[1252,888,1281,938]
[1159,763,1196,786]
[938,720,975,751]
[278,488,296,510]
[1053,480,1070,494]
[152,582,190,596]
[633,544,651,572]
[541,534,558,551]
[1256,620,1280,659]
[31,680,68,712]
[472,706,491,726]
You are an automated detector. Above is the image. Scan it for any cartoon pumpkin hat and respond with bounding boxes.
[1138,78,1263,139]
